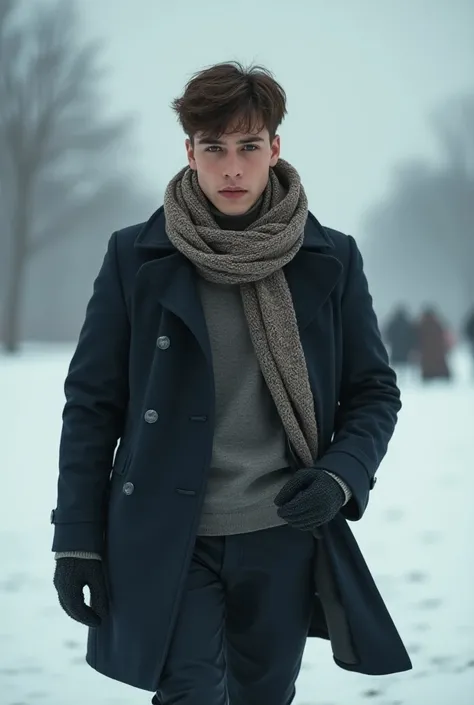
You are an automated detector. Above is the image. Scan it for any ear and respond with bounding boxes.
[269,135,281,167]
[185,138,197,170]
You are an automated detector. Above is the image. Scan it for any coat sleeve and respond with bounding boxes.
[316,235,401,521]
[51,232,130,553]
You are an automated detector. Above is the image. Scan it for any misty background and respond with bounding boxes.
[0,0,474,705]
[1,0,473,351]
[1,2,474,704]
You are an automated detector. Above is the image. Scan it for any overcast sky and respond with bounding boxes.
[78,0,474,237]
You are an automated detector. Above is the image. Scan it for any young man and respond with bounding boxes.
[51,62,411,704]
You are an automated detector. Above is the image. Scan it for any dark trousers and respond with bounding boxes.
[153,524,316,705]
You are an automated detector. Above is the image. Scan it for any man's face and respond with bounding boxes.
[185,126,280,215]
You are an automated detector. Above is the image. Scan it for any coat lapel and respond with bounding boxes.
[134,207,343,355]
[284,215,343,334]
[134,211,212,367]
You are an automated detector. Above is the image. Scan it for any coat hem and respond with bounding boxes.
[332,654,413,676]
[85,651,157,693]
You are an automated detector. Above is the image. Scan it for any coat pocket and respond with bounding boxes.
[112,444,132,476]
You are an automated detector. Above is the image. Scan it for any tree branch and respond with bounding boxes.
[28,180,124,257]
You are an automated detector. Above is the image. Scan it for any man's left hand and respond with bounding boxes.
[274,467,345,532]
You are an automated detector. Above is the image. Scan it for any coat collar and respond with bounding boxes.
[134,205,336,254]
[134,205,342,366]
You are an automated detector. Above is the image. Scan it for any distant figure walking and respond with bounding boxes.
[384,306,417,369]
[416,307,451,382]
[463,307,474,375]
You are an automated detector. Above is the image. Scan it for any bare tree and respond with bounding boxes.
[0,0,135,352]
[431,94,474,176]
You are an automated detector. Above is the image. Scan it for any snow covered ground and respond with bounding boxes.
[1,344,473,705]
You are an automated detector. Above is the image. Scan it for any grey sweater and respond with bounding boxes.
[196,274,292,535]
[56,203,350,559]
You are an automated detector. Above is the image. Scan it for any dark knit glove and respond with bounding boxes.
[274,467,345,532]
[53,558,108,628]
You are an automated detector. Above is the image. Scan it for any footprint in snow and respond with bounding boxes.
[454,659,474,673]
[384,508,405,523]
[416,597,443,610]
[0,573,30,592]
[419,531,441,545]
[429,655,453,668]
[361,688,384,698]
[405,570,428,584]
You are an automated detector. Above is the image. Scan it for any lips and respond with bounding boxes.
[219,188,247,198]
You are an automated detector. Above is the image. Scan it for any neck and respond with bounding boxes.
[209,196,263,232]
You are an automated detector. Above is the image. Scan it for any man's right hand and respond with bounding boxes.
[53,557,109,627]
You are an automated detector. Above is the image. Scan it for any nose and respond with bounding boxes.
[223,153,243,180]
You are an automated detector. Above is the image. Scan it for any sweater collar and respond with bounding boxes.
[208,195,263,232]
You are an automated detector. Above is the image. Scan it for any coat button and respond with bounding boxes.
[144,409,159,423]
[123,482,134,495]
[156,336,170,350]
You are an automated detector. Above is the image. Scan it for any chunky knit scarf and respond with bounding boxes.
[163,158,318,467]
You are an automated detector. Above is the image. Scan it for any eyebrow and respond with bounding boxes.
[197,136,266,145]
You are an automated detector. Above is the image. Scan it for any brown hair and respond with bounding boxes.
[172,61,287,142]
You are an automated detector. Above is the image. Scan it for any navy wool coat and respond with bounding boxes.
[51,208,412,692]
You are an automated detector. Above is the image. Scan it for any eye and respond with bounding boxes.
[205,145,222,152]
[242,144,258,151]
